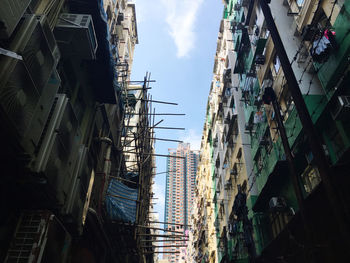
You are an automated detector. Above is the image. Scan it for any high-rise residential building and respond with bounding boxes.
[0,0,158,262]
[190,0,350,263]
[164,143,199,263]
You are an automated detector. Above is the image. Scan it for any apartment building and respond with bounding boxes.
[164,143,199,263]
[0,0,157,262]
[191,0,350,262]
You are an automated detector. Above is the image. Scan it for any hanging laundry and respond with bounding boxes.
[254,111,264,124]
[310,34,331,63]
[243,76,255,92]
[324,29,338,50]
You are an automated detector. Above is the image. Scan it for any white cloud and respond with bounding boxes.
[161,0,204,58]
[179,129,202,150]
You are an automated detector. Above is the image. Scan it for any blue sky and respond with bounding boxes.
[131,0,223,222]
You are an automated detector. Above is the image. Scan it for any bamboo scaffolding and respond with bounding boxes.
[133,99,178,105]
[137,234,187,238]
[153,127,185,130]
[136,225,184,234]
[109,175,137,185]
[148,221,191,227]
[122,152,186,159]
[140,239,188,242]
[141,245,188,248]
[142,251,181,254]
[130,113,185,116]
[149,137,183,143]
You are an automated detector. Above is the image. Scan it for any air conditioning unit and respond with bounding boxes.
[331,96,350,121]
[54,13,98,60]
[38,15,61,65]
[0,15,58,155]
[0,0,31,38]
[65,145,93,232]
[34,95,81,208]
[4,211,71,263]
[255,54,266,65]
[25,70,61,155]
[269,197,287,212]
[34,94,69,172]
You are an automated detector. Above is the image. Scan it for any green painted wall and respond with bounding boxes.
[314,3,350,98]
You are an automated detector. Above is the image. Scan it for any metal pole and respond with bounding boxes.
[148,137,184,143]
[137,234,187,238]
[109,175,138,185]
[130,113,185,116]
[122,152,186,159]
[270,94,312,260]
[153,126,185,130]
[142,251,181,254]
[136,225,184,234]
[141,245,188,248]
[107,193,139,202]
[140,239,189,242]
[259,0,350,245]
[148,221,191,227]
[134,99,178,105]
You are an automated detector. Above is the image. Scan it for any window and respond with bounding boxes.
[301,165,321,194]
[284,89,295,118]
[255,150,264,172]
[273,54,281,73]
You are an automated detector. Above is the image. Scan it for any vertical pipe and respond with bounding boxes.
[98,137,112,216]
[259,0,350,247]
[270,95,312,262]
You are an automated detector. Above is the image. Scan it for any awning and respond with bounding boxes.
[106,179,138,222]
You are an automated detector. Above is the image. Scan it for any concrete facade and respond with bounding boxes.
[164,143,199,263]
[190,0,350,262]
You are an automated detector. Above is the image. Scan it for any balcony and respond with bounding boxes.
[252,160,289,212]
[312,1,350,98]
[246,37,267,70]
[233,28,251,74]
